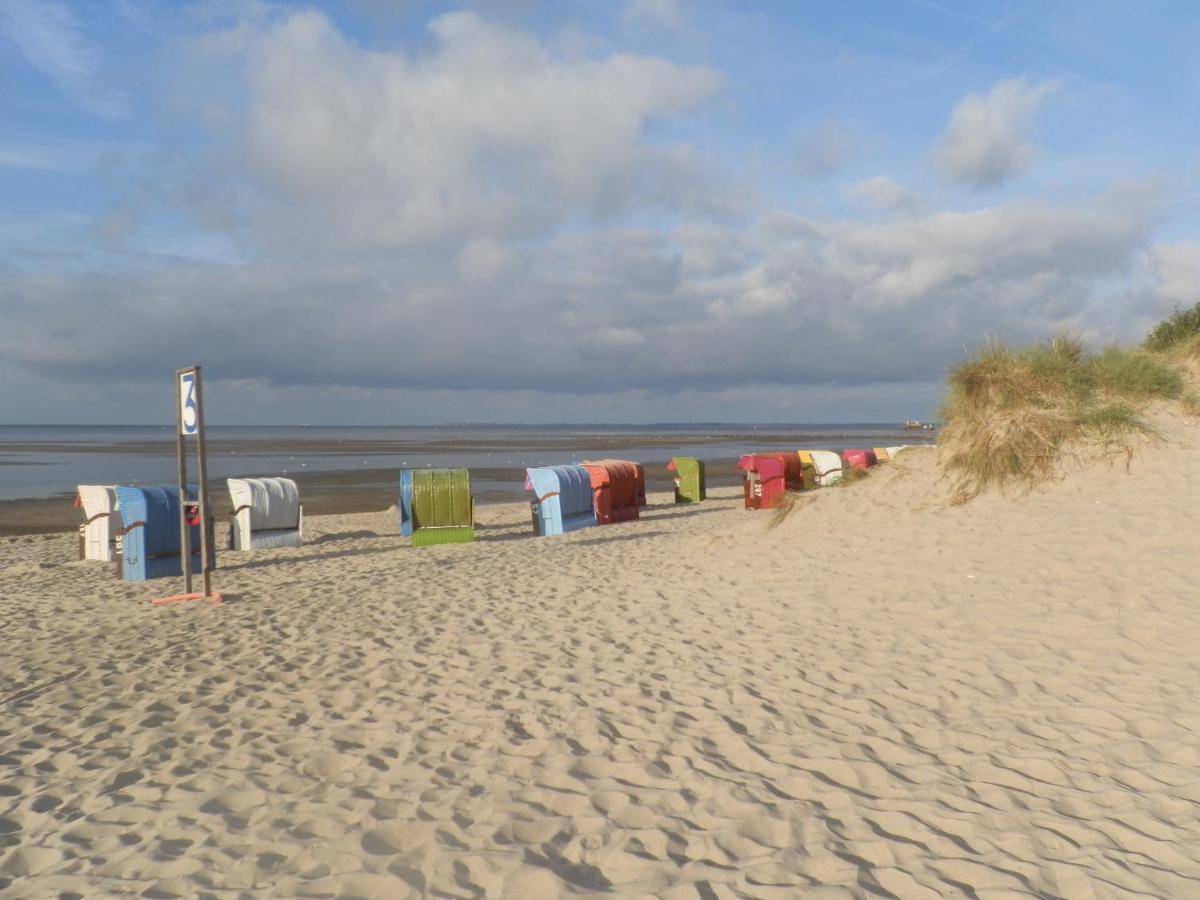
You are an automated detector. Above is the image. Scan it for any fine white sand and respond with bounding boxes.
[2,427,1199,898]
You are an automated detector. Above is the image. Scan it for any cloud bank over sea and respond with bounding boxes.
[1,1,1196,423]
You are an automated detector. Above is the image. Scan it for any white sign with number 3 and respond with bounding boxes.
[180,372,198,435]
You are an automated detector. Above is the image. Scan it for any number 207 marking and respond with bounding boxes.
[180,373,198,435]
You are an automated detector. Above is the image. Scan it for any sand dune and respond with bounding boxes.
[2,428,1199,897]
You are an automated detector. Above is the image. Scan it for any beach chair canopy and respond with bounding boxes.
[227,477,302,550]
[525,465,596,536]
[737,455,786,478]
[115,485,211,580]
[581,459,642,524]
[747,452,803,490]
[228,478,300,531]
[806,450,845,486]
[842,449,871,471]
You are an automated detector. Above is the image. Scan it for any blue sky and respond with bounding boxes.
[1,0,1198,424]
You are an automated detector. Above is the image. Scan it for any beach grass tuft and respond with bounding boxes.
[833,466,870,488]
[1088,345,1184,399]
[937,336,1183,502]
[1144,301,1200,354]
[765,492,797,529]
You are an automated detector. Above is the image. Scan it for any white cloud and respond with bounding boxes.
[0,191,1160,397]
[846,175,918,213]
[0,142,66,172]
[0,0,128,117]
[1144,241,1200,306]
[624,0,685,30]
[0,10,1174,423]
[936,78,1057,189]
[0,138,147,173]
[673,223,753,278]
[181,9,723,253]
[795,121,856,176]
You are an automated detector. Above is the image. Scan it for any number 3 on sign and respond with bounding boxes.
[180,372,198,435]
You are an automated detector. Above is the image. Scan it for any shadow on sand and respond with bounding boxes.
[573,529,667,547]
[310,530,388,544]
[640,506,723,522]
[220,544,399,572]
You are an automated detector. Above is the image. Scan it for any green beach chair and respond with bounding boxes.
[400,468,476,546]
[667,457,706,503]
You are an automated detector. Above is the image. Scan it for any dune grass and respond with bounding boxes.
[765,493,797,529]
[833,467,870,488]
[938,336,1184,502]
[1142,303,1200,413]
[1144,301,1200,354]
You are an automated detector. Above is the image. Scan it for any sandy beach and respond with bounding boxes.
[2,426,1199,897]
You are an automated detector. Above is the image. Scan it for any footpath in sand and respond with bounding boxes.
[1,428,1198,898]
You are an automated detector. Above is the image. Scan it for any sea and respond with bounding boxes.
[0,424,936,502]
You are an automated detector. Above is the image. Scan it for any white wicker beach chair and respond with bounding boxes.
[227,477,303,550]
[808,451,845,486]
[77,484,118,561]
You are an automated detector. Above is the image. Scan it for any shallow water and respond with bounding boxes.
[0,423,935,501]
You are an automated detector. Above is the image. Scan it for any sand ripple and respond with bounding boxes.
[2,431,1200,896]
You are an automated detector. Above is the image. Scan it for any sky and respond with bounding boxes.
[1,0,1198,425]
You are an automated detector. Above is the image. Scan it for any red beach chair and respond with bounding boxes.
[842,449,871,471]
[581,460,642,525]
[736,455,788,510]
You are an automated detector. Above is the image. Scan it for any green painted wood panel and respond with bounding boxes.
[671,457,706,503]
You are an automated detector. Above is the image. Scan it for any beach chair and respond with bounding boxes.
[795,452,819,491]
[525,465,596,536]
[227,477,303,550]
[115,485,214,581]
[76,484,117,561]
[737,455,788,509]
[757,452,804,491]
[873,447,891,462]
[399,469,475,546]
[667,457,706,503]
[581,460,642,525]
[842,449,872,471]
[806,450,845,486]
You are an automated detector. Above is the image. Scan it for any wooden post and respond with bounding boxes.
[176,367,192,594]
[193,366,212,596]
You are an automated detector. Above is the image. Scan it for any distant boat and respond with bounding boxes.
[903,420,924,430]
